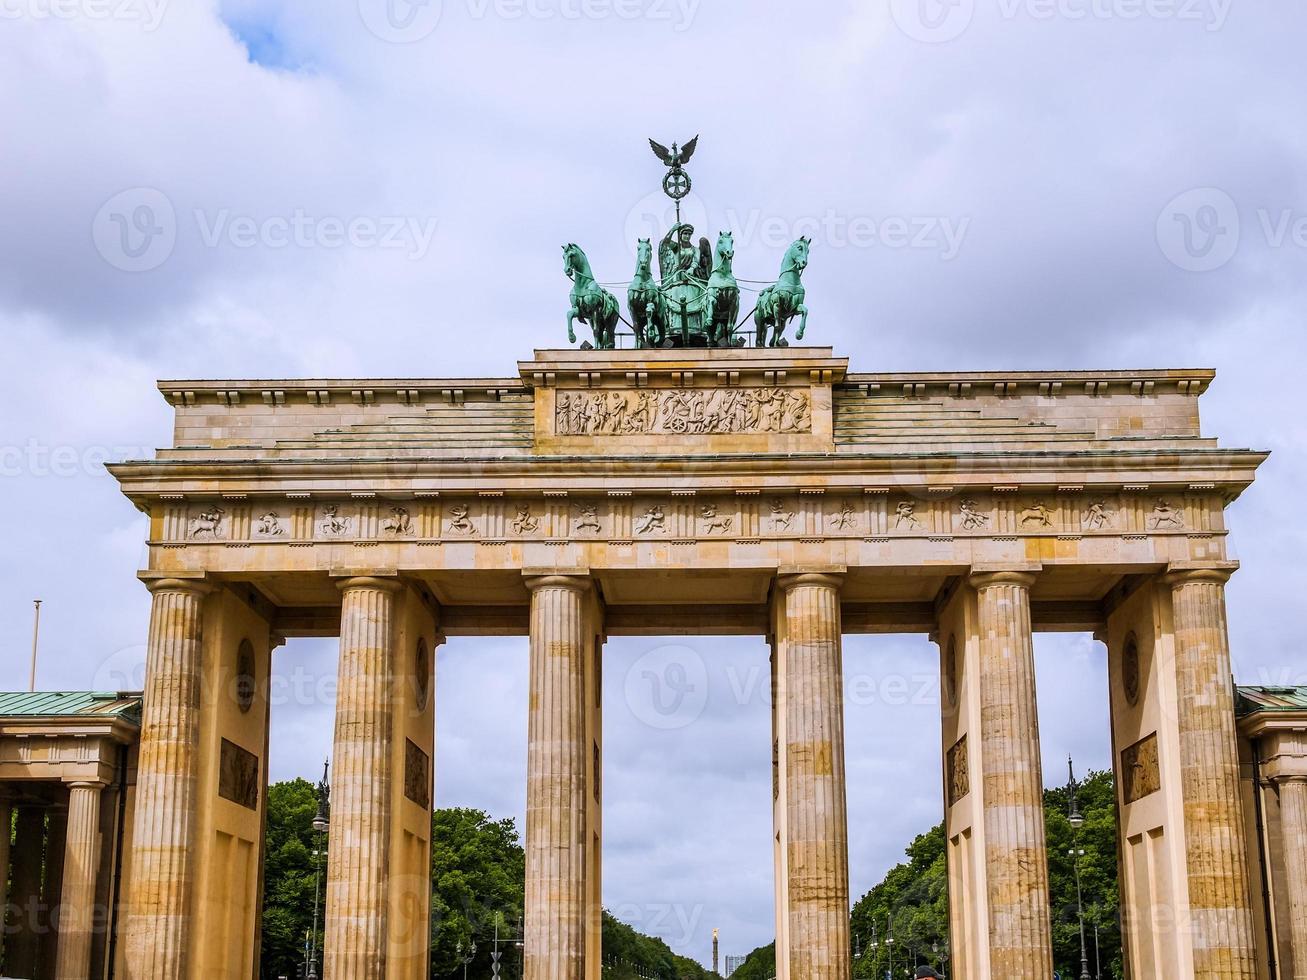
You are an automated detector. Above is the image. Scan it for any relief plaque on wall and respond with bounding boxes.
[947,735,970,806]
[218,738,260,811]
[405,738,431,809]
[1121,732,1161,805]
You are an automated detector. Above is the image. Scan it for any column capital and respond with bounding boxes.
[140,573,215,597]
[1162,561,1240,588]
[63,780,106,791]
[523,571,592,594]
[968,565,1040,591]
[776,570,845,593]
[333,574,403,595]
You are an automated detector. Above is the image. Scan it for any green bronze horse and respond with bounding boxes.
[628,238,668,349]
[704,231,740,348]
[564,243,620,350]
[755,237,811,348]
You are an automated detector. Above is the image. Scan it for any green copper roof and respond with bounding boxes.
[1236,686,1307,716]
[0,691,142,724]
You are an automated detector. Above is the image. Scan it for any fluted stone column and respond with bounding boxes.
[1166,568,1258,979]
[777,572,850,980]
[8,806,47,979]
[1275,772,1307,980]
[524,575,592,980]
[55,782,104,980]
[324,576,401,980]
[124,577,212,980]
[970,570,1054,977]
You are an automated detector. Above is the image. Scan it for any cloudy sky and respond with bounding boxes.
[3,0,1306,965]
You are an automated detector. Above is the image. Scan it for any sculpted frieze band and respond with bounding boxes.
[554,387,812,436]
[163,490,1220,546]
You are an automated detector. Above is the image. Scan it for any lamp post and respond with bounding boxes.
[306,759,330,980]
[455,940,477,980]
[1067,756,1092,980]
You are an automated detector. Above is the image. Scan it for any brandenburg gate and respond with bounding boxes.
[108,344,1272,979]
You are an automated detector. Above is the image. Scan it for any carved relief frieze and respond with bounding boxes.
[554,387,812,436]
[830,501,859,532]
[1083,500,1115,531]
[894,500,924,531]
[699,503,734,535]
[156,491,1225,551]
[446,503,478,537]
[947,735,970,807]
[255,511,285,537]
[318,504,353,539]
[635,503,668,536]
[188,505,227,540]
[957,497,991,532]
[574,504,603,536]
[381,506,413,536]
[1121,732,1161,804]
[1148,498,1186,530]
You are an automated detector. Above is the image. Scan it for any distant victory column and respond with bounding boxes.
[712,929,719,974]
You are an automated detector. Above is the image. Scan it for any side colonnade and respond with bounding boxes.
[115,559,1270,980]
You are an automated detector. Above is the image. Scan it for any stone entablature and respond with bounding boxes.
[151,350,1221,459]
[150,489,1226,548]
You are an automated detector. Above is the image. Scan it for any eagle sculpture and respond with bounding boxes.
[649,135,699,170]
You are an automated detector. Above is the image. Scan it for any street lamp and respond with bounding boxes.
[306,759,330,980]
[1067,756,1091,980]
[455,939,477,980]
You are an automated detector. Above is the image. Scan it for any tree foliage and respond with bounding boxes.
[260,784,715,979]
[849,769,1123,979]
[726,942,775,980]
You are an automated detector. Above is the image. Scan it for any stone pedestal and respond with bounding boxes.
[772,572,850,980]
[523,575,599,980]
[324,576,402,980]
[55,782,104,980]
[124,576,212,980]
[970,570,1054,977]
[1167,568,1258,979]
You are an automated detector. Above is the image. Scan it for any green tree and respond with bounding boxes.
[260,778,328,979]
[430,808,526,979]
[848,770,1123,979]
[726,942,775,980]
[261,785,717,979]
